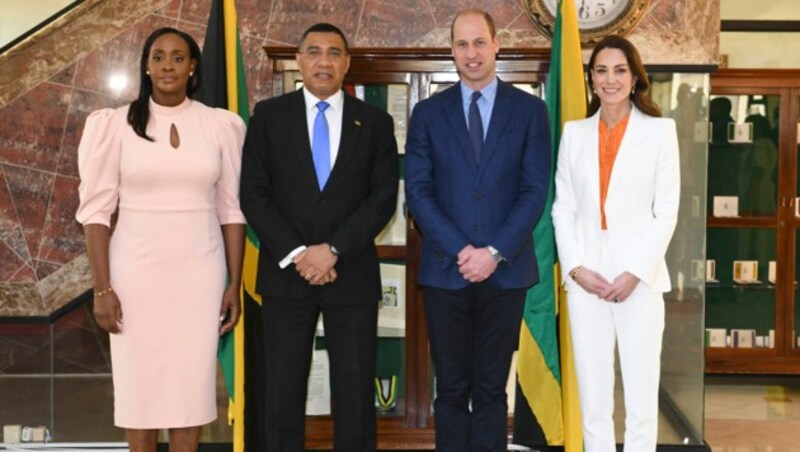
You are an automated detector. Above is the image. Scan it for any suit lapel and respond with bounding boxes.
[585,111,601,209]
[444,84,479,173]
[607,106,642,196]
[287,90,319,190]
[327,93,362,189]
[478,80,514,177]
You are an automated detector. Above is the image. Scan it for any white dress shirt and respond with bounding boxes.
[279,87,345,268]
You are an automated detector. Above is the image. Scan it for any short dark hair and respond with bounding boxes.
[299,23,349,53]
[587,34,661,118]
[451,8,496,41]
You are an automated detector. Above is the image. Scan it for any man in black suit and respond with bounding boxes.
[240,23,398,452]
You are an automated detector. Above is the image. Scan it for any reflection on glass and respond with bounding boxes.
[651,73,708,445]
[795,230,800,351]
[708,95,779,217]
[706,228,777,339]
[0,321,54,436]
[796,98,800,351]
[796,99,800,202]
[353,84,408,154]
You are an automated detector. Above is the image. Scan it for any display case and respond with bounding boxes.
[705,69,800,374]
[0,293,118,443]
[265,47,707,449]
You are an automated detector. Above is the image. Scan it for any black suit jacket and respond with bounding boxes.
[240,89,399,304]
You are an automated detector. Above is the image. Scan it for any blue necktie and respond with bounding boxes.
[469,91,484,163]
[312,101,331,189]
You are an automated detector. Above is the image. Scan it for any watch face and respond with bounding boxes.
[529,0,648,45]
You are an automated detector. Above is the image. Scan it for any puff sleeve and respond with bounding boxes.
[75,108,124,227]
[214,109,247,225]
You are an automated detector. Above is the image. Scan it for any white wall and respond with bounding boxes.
[721,0,800,20]
[0,0,75,49]
[721,0,800,68]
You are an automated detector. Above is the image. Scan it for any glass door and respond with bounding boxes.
[705,84,790,375]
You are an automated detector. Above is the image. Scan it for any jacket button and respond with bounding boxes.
[474,193,483,200]
[473,224,479,231]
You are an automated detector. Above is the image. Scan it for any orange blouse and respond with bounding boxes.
[598,114,630,230]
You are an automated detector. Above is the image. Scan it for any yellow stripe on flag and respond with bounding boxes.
[242,238,262,304]
[556,1,586,451]
[559,1,586,125]
[518,313,564,442]
[223,0,239,114]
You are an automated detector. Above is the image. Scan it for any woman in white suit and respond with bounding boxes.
[552,35,680,451]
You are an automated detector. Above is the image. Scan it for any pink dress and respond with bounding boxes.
[75,98,246,429]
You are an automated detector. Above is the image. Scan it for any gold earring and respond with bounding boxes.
[189,72,194,76]
[146,70,150,75]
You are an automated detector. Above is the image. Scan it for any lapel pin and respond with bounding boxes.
[354,120,362,127]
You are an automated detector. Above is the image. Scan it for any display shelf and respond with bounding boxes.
[705,69,800,374]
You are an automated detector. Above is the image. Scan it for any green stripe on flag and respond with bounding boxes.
[517,1,587,449]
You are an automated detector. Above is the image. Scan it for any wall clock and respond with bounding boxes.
[526,0,650,46]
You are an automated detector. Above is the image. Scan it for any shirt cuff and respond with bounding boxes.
[279,246,307,269]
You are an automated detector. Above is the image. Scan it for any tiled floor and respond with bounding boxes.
[1,301,799,449]
[704,377,800,451]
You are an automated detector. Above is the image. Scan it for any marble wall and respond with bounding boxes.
[0,0,720,316]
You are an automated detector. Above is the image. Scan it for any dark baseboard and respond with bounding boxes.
[515,445,709,452]
[157,444,232,452]
[154,443,710,451]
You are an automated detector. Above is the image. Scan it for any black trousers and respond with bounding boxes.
[424,282,527,452]
[262,293,378,452]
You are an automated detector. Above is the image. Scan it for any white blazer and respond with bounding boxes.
[552,106,680,293]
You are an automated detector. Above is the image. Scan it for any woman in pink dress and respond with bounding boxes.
[75,27,245,451]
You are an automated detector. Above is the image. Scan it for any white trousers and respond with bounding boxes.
[567,236,665,452]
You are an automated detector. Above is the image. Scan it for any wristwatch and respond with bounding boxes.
[487,246,504,263]
[330,244,341,257]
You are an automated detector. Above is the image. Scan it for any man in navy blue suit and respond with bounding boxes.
[405,8,550,451]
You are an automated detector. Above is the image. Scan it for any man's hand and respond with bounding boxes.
[294,244,338,284]
[308,268,338,286]
[457,245,498,283]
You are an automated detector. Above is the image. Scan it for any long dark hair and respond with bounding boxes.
[586,35,660,118]
[127,27,203,141]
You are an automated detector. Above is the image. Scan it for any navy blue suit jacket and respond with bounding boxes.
[405,80,550,290]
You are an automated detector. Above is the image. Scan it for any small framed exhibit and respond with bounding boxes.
[768,261,776,284]
[706,259,719,283]
[378,263,406,336]
[705,328,726,348]
[733,260,759,284]
[713,196,739,217]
